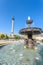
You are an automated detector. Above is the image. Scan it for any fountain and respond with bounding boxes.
[19,16,43,48]
[0,17,43,65]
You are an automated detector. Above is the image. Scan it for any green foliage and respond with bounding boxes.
[0,34,24,40]
[0,34,9,39]
[0,34,5,39]
[14,34,21,39]
[5,35,9,39]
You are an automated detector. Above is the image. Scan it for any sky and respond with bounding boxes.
[0,0,43,35]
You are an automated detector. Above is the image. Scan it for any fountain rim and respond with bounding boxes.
[19,27,43,35]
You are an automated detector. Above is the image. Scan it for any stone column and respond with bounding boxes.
[10,17,14,38]
[11,17,14,34]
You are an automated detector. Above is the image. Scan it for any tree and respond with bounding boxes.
[1,34,5,39]
[14,34,21,39]
[0,34,9,39]
[5,35,9,39]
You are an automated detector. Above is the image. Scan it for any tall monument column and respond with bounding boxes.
[11,17,14,34]
[10,17,14,38]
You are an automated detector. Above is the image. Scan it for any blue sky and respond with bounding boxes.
[0,0,43,35]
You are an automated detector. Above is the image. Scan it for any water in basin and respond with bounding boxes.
[0,42,43,65]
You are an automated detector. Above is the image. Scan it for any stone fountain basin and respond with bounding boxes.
[19,27,42,35]
[0,42,43,65]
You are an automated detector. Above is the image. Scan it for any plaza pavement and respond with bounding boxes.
[0,39,24,46]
